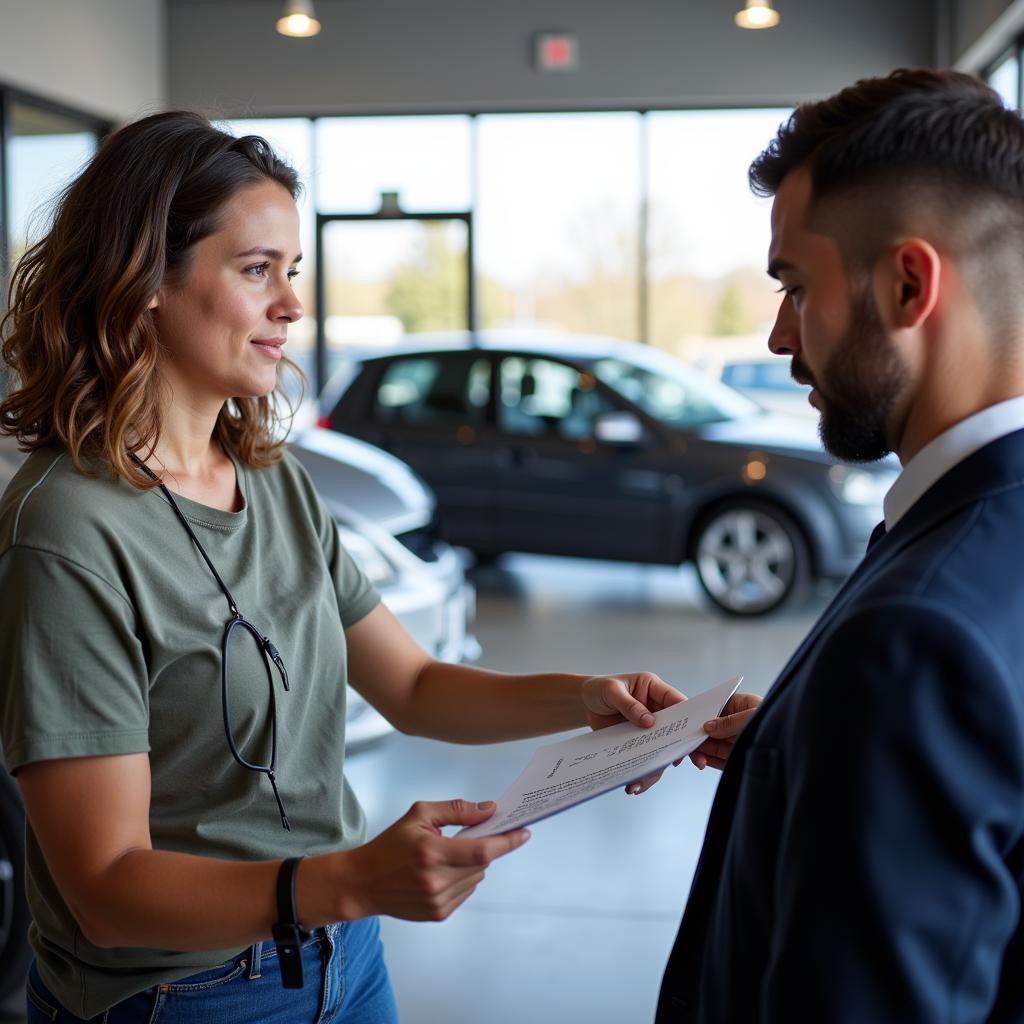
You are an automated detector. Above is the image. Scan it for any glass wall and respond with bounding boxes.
[476,112,642,339]
[1,91,109,396]
[226,107,793,393]
[5,97,106,273]
[315,116,472,214]
[646,108,788,360]
[988,48,1021,109]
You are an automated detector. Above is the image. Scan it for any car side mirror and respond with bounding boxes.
[594,411,644,445]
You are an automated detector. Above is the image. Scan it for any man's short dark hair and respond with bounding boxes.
[750,68,1024,202]
[751,69,1024,333]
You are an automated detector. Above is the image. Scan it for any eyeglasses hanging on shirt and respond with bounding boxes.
[130,454,294,831]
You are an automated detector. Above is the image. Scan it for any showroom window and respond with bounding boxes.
[225,106,793,394]
[645,109,789,354]
[2,89,108,278]
[0,88,109,395]
[987,46,1022,109]
[477,113,642,342]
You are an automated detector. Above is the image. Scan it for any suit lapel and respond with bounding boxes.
[749,429,1024,721]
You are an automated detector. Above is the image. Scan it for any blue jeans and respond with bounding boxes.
[25,918,398,1024]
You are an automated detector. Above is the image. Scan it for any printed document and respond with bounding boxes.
[458,675,743,839]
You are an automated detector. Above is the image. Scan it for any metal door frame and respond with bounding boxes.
[314,209,475,395]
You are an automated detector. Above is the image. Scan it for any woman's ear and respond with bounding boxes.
[147,292,159,311]
[877,238,941,330]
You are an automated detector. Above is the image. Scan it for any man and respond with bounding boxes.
[657,68,1024,1022]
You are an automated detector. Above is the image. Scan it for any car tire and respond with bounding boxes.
[692,499,810,616]
[0,769,31,1002]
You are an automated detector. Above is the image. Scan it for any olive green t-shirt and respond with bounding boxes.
[0,447,379,1018]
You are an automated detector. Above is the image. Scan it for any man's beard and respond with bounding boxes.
[794,287,906,463]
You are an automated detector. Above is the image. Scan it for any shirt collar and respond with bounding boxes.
[883,395,1024,529]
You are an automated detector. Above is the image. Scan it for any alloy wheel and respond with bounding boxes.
[695,505,803,615]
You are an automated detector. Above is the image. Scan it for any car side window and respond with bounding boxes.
[374,355,490,426]
[498,357,617,440]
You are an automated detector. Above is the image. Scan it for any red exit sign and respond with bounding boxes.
[534,33,579,72]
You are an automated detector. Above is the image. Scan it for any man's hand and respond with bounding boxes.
[582,672,686,795]
[689,693,764,770]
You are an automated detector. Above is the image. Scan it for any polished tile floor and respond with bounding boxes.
[1,556,831,1024]
[347,555,830,1024]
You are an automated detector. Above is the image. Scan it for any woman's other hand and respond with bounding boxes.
[334,800,528,923]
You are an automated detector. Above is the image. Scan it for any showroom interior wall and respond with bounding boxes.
[167,0,937,116]
[0,1,1021,151]
[0,0,166,121]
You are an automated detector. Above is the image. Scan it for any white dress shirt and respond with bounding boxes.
[883,395,1024,530]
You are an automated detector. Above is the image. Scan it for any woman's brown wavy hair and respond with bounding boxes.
[0,110,304,485]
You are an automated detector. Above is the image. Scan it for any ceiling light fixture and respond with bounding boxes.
[277,0,321,38]
[735,0,780,29]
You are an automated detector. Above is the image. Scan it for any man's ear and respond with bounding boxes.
[877,238,941,330]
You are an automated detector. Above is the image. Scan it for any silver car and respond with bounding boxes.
[288,426,479,746]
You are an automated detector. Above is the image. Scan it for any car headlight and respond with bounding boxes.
[828,465,898,506]
[337,524,398,587]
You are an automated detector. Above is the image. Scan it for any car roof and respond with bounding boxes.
[343,330,654,365]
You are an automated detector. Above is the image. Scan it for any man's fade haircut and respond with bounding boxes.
[749,68,1024,332]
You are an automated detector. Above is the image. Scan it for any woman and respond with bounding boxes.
[0,112,759,1023]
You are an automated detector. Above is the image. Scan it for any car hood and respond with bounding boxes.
[698,412,901,472]
[288,428,435,535]
[699,410,827,455]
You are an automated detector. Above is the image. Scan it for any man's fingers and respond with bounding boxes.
[626,769,665,795]
[695,737,733,760]
[703,706,759,738]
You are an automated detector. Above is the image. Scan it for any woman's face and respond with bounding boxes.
[152,180,303,412]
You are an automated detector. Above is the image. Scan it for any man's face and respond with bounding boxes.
[767,167,907,462]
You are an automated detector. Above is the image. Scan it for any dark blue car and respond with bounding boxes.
[320,331,896,616]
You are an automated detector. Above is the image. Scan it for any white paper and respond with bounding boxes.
[458,675,743,839]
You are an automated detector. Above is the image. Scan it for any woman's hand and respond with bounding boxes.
[582,672,686,795]
[334,800,529,923]
[689,693,764,771]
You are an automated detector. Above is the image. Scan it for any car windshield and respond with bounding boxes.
[592,351,760,428]
[722,359,808,393]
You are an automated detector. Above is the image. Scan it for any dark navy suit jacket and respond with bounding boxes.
[657,429,1024,1023]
